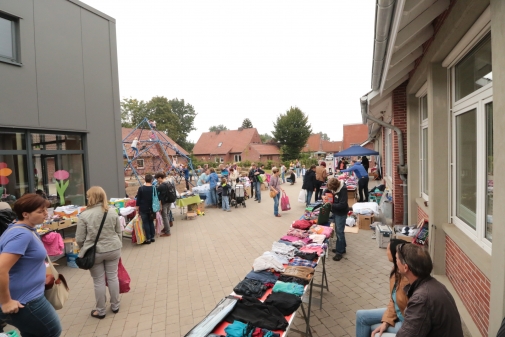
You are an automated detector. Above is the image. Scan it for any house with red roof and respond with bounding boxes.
[193,128,280,164]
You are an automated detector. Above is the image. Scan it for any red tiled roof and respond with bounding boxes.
[193,128,261,155]
[250,144,280,155]
[122,127,189,157]
[322,140,342,153]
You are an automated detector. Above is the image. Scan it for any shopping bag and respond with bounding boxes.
[106,258,131,294]
[298,190,307,203]
[155,211,163,236]
[133,216,146,244]
[152,187,160,213]
[281,192,291,211]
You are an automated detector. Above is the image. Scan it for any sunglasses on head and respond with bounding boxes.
[398,243,410,267]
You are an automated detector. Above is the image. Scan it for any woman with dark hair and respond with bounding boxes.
[302,165,317,206]
[136,174,156,244]
[76,186,122,319]
[324,178,348,261]
[0,194,62,336]
[355,239,410,337]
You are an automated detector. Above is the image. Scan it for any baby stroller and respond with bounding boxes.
[216,186,223,208]
[231,184,246,208]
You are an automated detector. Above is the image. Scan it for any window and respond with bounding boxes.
[218,142,222,147]
[385,129,392,178]
[0,14,19,64]
[420,95,429,199]
[220,157,224,163]
[136,159,144,168]
[234,154,242,162]
[451,31,493,251]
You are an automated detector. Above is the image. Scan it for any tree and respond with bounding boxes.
[121,98,147,128]
[209,125,228,132]
[319,132,330,141]
[169,98,197,149]
[260,133,273,143]
[241,118,253,129]
[272,106,312,160]
[146,96,181,143]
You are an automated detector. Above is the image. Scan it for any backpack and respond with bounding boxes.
[0,209,16,237]
[317,203,332,225]
[162,182,177,204]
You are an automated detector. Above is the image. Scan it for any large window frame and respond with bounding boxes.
[420,94,429,201]
[0,12,20,65]
[450,31,493,254]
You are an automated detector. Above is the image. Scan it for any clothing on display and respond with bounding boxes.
[252,255,285,273]
[286,228,310,239]
[233,278,267,298]
[225,296,289,331]
[264,292,302,316]
[279,236,312,245]
[294,251,318,261]
[185,296,238,337]
[272,281,304,297]
[281,266,315,281]
[41,232,64,256]
[277,274,309,286]
[308,225,333,238]
[271,241,297,259]
[291,219,312,230]
[308,234,326,244]
[245,270,279,285]
[299,243,326,256]
[261,251,290,265]
[288,257,317,269]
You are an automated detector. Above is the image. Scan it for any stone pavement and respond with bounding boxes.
[10,180,393,337]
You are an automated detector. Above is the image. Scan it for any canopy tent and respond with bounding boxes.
[334,145,379,157]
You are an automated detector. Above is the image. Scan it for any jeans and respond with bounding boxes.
[161,203,172,234]
[222,196,230,210]
[358,176,369,202]
[306,189,313,206]
[185,178,190,190]
[210,188,218,205]
[140,211,155,241]
[131,147,139,157]
[90,249,121,316]
[334,214,347,254]
[287,178,293,184]
[296,167,300,177]
[0,295,62,337]
[255,182,262,201]
[250,184,255,199]
[356,308,402,337]
[281,172,285,183]
[273,193,280,215]
[315,181,323,200]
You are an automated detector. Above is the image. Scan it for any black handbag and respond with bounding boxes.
[76,212,108,270]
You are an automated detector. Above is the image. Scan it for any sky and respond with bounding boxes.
[82,0,376,143]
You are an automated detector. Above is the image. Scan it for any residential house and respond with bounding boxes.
[122,127,189,177]
[0,0,122,207]
[361,1,503,335]
[192,128,280,164]
[302,133,342,156]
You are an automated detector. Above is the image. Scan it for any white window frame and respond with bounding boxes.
[234,154,242,162]
[0,13,20,65]
[220,157,224,163]
[449,30,493,254]
[385,129,392,179]
[419,93,429,201]
[136,159,144,169]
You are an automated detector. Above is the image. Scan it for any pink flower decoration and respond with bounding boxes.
[0,163,12,185]
[54,170,70,180]
[0,163,7,169]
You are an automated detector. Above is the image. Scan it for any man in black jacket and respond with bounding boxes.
[396,244,463,337]
[155,172,173,237]
[324,178,349,261]
[302,165,317,206]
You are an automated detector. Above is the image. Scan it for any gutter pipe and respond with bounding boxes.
[372,0,396,91]
[361,96,408,226]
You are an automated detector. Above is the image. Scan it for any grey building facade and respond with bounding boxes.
[0,0,123,207]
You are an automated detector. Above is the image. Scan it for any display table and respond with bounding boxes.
[175,195,202,208]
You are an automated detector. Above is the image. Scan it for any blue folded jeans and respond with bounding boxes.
[0,295,62,337]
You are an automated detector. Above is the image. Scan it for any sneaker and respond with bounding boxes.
[160,233,171,237]
[151,239,155,243]
[143,240,151,245]
[333,254,343,261]
[331,249,346,254]
[258,200,261,203]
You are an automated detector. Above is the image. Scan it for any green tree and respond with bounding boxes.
[121,98,147,128]
[146,96,181,142]
[209,125,228,132]
[169,98,197,147]
[272,106,312,160]
[241,118,253,129]
[260,133,273,143]
[320,132,330,141]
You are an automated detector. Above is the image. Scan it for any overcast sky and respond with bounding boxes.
[82,0,375,143]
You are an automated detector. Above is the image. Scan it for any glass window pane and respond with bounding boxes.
[32,133,82,150]
[33,154,85,207]
[486,102,493,241]
[422,127,429,195]
[455,34,492,101]
[0,131,26,150]
[0,154,28,207]
[421,95,428,120]
[0,17,13,59]
[455,109,477,229]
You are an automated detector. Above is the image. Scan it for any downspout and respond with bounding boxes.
[361,96,408,226]
[371,0,396,90]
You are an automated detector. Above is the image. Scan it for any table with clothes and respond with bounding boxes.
[185,212,333,337]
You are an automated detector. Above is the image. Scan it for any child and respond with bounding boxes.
[301,165,306,177]
[221,178,231,212]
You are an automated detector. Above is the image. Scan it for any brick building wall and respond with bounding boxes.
[446,236,490,337]
[391,82,408,224]
[417,206,429,223]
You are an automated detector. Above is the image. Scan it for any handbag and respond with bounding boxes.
[105,258,131,294]
[281,192,291,211]
[152,186,160,213]
[298,190,307,203]
[270,189,278,198]
[45,256,70,310]
[75,212,108,270]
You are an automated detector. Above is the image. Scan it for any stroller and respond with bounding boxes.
[231,184,246,208]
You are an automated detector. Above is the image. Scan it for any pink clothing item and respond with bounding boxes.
[286,228,310,239]
[41,232,64,256]
[280,235,312,244]
[299,245,325,256]
[309,225,333,238]
[291,219,312,230]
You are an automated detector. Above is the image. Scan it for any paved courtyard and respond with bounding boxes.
[10,181,394,337]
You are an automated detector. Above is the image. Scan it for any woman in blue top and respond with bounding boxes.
[208,168,220,207]
[0,194,62,337]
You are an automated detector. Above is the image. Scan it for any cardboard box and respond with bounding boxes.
[197,202,205,212]
[186,212,197,220]
[63,238,75,254]
[347,189,356,199]
[348,198,357,208]
[358,214,374,230]
[187,203,198,212]
[57,219,73,230]
[394,234,414,242]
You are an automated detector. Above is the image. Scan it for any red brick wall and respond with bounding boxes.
[342,124,369,149]
[417,206,429,223]
[391,82,408,224]
[446,237,490,337]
